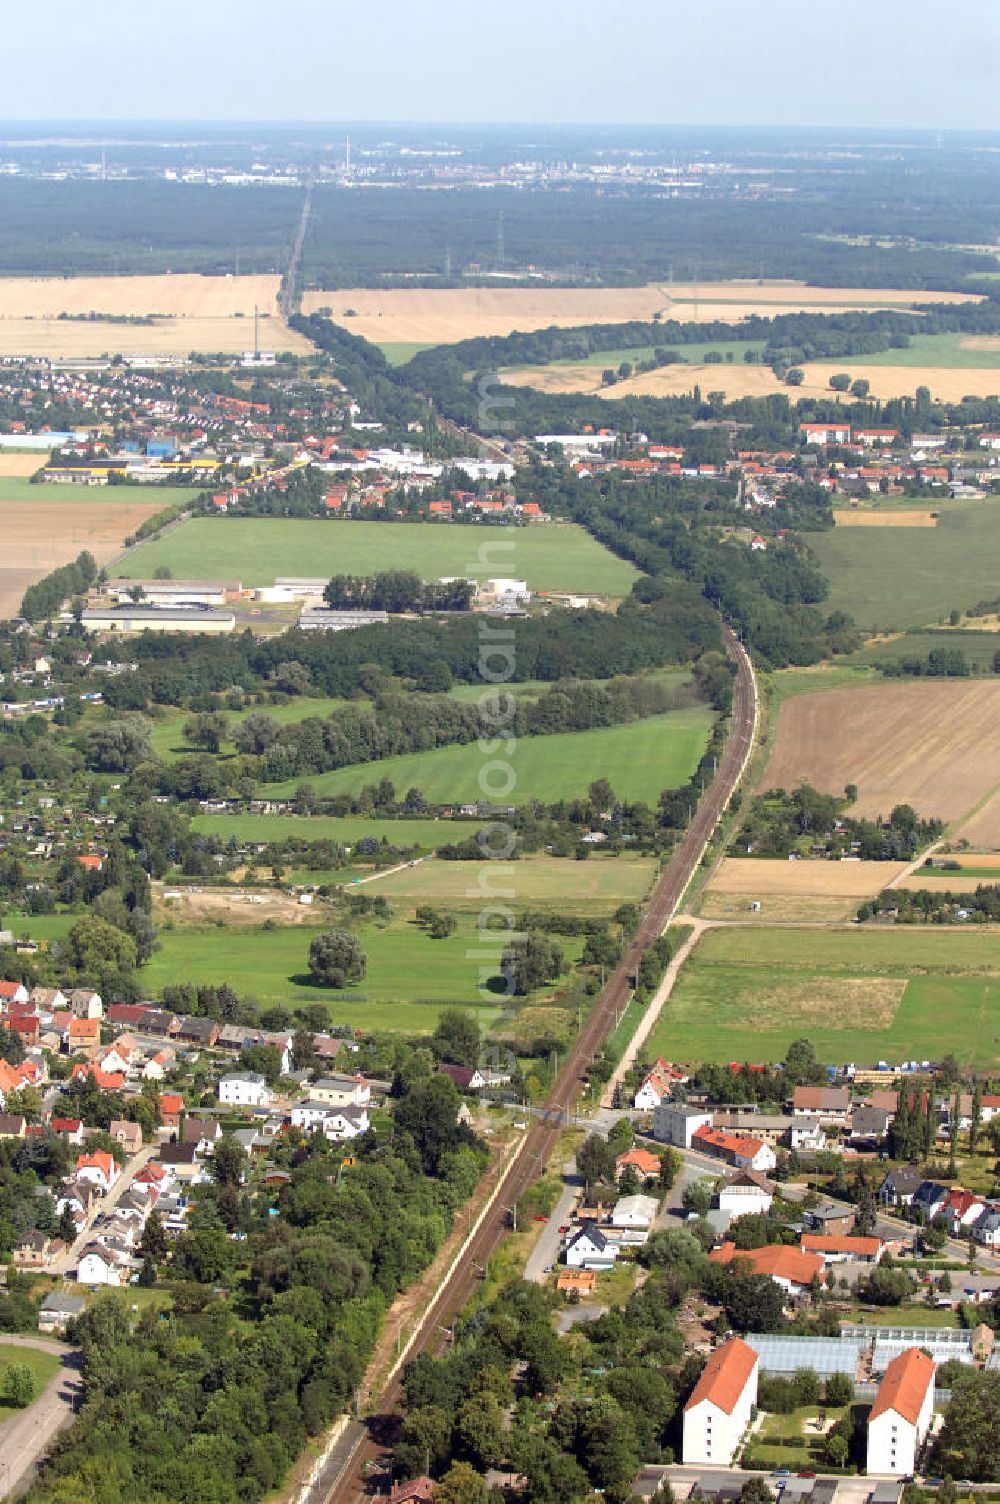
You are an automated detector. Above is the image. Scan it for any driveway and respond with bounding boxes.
[0,1336,81,1498]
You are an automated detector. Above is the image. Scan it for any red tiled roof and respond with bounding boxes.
[870,1347,935,1426]
[684,1337,758,1414]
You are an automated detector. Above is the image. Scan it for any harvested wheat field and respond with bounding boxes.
[834,510,938,528]
[0,274,311,357]
[762,679,1000,822]
[708,856,909,897]
[301,281,972,346]
[505,357,1000,406]
[954,796,1000,849]
[0,453,43,476]
[0,497,164,617]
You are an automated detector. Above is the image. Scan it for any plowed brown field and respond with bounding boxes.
[762,680,1000,821]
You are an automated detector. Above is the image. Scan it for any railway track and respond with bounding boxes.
[317,627,757,1504]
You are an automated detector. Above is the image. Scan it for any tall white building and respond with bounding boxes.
[867,1347,935,1476]
[682,1337,759,1466]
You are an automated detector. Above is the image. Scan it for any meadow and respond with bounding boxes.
[808,498,1000,631]
[646,924,1000,1067]
[0,1343,62,1419]
[144,914,585,1032]
[827,331,1000,370]
[369,853,658,911]
[260,707,715,804]
[113,517,638,595]
[189,811,482,850]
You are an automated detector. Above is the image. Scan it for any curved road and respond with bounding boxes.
[319,627,758,1504]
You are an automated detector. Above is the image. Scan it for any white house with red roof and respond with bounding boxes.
[692,1125,777,1173]
[683,1337,759,1465]
[75,1150,119,1193]
[867,1348,935,1475]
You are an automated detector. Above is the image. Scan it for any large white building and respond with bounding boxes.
[654,1101,713,1148]
[866,1347,935,1476]
[218,1073,272,1108]
[81,606,236,635]
[682,1337,759,1466]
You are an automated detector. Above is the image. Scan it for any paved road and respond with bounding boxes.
[320,629,759,1504]
[636,1464,876,1504]
[0,1336,81,1499]
[523,1163,580,1283]
[50,1143,158,1275]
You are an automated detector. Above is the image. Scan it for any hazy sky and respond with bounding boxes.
[6,0,999,130]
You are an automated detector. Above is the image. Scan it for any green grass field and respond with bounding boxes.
[144,915,583,1032]
[112,518,638,594]
[148,696,350,761]
[189,812,483,850]
[0,1343,62,1417]
[0,477,201,505]
[809,498,1000,631]
[647,924,1000,1067]
[381,342,437,365]
[841,629,1000,672]
[260,707,715,804]
[821,331,1000,370]
[369,854,657,910]
[0,912,75,943]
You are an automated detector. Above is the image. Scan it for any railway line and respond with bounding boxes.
[318,627,757,1504]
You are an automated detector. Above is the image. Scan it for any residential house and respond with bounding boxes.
[67,988,103,1019]
[912,1181,950,1222]
[75,1150,119,1193]
[682,1336,759,1466]
[611,1194,658,1236]
[218,1072,271,1108]
[565,1221,617,1271]
[940,1189,987,1234]
[791,1086,851,1123]
[634,1058,688,1111]
[67,1017,101,1059]
[800,1234,884,1265]
[158,1141,201,1181]
[38,1291,86,1334]
[804,1204,857,1237]
[387,1479,436,1504]
[175,1016,221,1048]
[77,1241,122,1286]
[50,1117,84,1146]
[850,1105,891,1144]
[13,1230,65,1268]
[141,1046,176,1081]
[159,1092,184,1130]
[0,981,29,1005]
[717,1169,776,1221]
[788,1118,827,1152]
[435,1064,484,1093]
[182,1117,223,1155]
[0,1113,27,1139]
[879,1167,924,1208]
[29,986,67,1012]
[290,1100,370,1141]
[109,1120,142,1156]
[615,1148,663,1184]
[309,1073,373,1108]
[973,1208,1000,1248]
[866,1348,935,1476]
[692,1125,777,1173]
[709,1243,824,1296]
[654,1102,714,1148]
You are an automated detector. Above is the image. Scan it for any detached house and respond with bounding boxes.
[692,1125,777,1173]
[791,1086,850,1123]
[565,1220,617,1271]
[75,1151,119,1193]
[77,1241,123,1286]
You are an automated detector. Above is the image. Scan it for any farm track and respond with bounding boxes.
[317,628,757,1504]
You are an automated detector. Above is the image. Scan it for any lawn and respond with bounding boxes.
[646,924,1000,1067]
[148,696,349,761]
[380,341,438,365]
[808,498,1000,631]
[112,517,639,594]
[0,1342,62,1417]
[143,914,584,1032]
[370,854,658,911]
[841,629,1000,673]
[0,912,75,943]
[189,812,483,850]
[259,707,715,804]
[0,478,201,505]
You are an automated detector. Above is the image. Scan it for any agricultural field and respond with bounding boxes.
[809,497,1000,631]
[761,678,1000,821]
[0,273,311,357]
[700,856,908,922]
[832,509,938,528]
[647,924,1000,1067]
[0,483,190,619]
[300,281,972,346]
[368,853,658,911]
[261,706,715,805]
[842,630,1000,673]
[143,912,585,1033]
[0,452,44,477]
[113,517,638,595]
